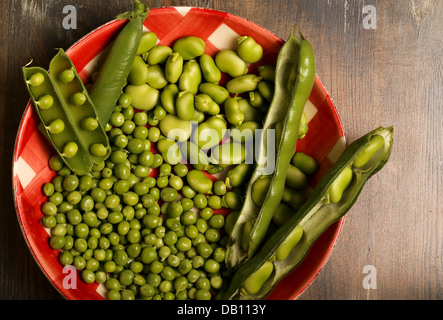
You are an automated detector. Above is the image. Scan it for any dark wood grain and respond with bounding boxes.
[1,0,441,300]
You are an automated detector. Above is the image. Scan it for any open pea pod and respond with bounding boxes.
[221,126,394,300]
[49,49,111,164]
[225,27,315,269]
[23,67,93,175]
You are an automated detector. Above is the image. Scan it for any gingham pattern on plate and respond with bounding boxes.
[13,7,345,300]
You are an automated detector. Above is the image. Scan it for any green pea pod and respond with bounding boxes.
[23,67,93,175]
[221,126,394,300]
[226,28,314,269]
[89,0,149,128]
[49,49,111,164]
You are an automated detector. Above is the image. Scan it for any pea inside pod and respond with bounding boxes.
[23,66,93,174]
[223,126,393,300]
[49,49,111,164]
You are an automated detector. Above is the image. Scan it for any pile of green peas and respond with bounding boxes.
[42,152,229,300]
[39,32,273,300]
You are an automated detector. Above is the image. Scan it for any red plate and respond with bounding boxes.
[13,7,346,300]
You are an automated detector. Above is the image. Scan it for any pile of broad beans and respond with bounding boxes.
[38,30,311,300]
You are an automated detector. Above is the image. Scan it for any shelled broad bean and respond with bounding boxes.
[38,31,317,301]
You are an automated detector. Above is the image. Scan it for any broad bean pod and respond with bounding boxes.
[221,126,393,300]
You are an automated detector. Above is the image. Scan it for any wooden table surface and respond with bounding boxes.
[1,0,441,300]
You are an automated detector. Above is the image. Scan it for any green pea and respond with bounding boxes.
[226,74,261,94]
[81,117,99,131]
[176,236,192,252]
[63,142,78,158]
[89,143,108,157]
[169,175,184,190]
[205,228,220,242]
[194,193,208,209]
[37,94,54,109]
[114,249,129,266]
[160,83,179,114]
[46,119,65,135]
[327,166,354,203]
[237,36,263,63]
[198,82,229,105]
[49,154,63,171]
[70,92,87,106]
[146,64,168,89]
[28,72,45,87]
[125,84,159,111]
[199,53,221,83]
[133,111,148,126]
[208,195,222,209]
[182,185,196,199]
[176,91,195,121]
[352,134,385,168]
[160,187,179,203]
[118,92,133,109]
[42,182,54,197]
[59,69,75,83]
[215,49,248,78]
[179,60,202,94]
[42,202,57,216]
[242,260,274,295]
[213,180,227,196]
[173,36,206,60]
